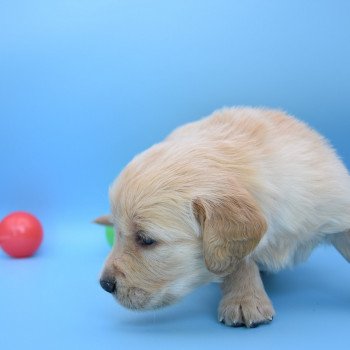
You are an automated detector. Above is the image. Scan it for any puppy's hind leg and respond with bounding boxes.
[331,230,350,263]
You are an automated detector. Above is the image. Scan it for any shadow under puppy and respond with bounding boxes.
[97,107,350,328]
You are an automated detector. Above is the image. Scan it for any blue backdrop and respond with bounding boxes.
[1,1,350,350]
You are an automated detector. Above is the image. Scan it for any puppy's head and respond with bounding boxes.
[99,143,267,310]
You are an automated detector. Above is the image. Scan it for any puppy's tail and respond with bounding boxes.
[93,215,113,226]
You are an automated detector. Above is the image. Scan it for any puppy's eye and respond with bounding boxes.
[135,231,156,247]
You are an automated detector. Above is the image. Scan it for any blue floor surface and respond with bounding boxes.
[1,221,350,350]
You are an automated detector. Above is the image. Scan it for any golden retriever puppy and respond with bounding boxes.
[97,107,350,328]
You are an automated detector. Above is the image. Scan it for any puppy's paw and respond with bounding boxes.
[218,293,275,328]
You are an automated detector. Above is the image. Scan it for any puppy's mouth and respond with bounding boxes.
[113,284,178,311]
[113,285,151,310]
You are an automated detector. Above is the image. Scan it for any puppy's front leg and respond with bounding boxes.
[218,259,275,328]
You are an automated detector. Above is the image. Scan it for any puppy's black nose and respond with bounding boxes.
[100,279,116,293]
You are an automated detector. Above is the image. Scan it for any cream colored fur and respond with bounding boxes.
[99,107,350,327]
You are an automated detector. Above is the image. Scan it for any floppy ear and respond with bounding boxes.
[93,215,113,226]
[193,186,267,276]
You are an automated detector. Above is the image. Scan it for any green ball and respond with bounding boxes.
[105,226,115,247]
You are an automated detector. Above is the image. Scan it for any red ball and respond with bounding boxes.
[0,212,43,258]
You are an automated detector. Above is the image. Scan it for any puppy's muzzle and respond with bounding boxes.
[100,278,116,293]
